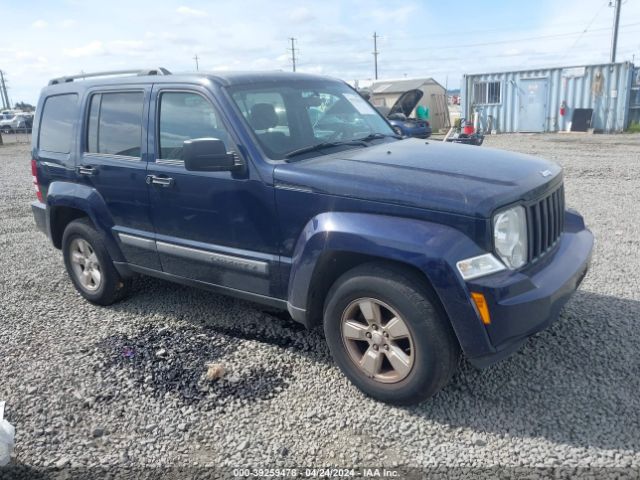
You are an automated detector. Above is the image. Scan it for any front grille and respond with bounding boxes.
[527,184,565,262]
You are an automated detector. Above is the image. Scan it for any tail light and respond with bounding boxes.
[31,159,43,202]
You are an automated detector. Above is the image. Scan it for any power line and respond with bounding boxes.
[289,37,297,72]
[560,0,610,61]
[304,21,640,57]
[311,17,631,51]
[384,22,640,52]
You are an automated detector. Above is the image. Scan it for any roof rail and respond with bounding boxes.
[48,67,171,86]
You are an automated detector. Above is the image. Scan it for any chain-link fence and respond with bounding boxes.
[0,130,31,145]
[0,109,34,145]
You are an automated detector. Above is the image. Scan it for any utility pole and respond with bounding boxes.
[0,71,9,109]
[193,54,200,71]
[610,0,622,63]
[289,37,297,72]
[372,32,379,80]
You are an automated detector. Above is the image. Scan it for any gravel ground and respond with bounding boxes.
[1,133,639,479]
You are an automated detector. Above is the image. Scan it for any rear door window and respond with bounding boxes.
[39,94,78,153]
[86,91,144,157]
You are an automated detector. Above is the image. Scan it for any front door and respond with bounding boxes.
[146,86,281,298]
[518,78,548,132]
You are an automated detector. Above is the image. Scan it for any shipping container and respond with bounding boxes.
[461,62,635,133]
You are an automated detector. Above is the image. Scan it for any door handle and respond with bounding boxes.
[77,165,97,176]
[146,175,174,187]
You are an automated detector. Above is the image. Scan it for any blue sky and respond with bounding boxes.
[1,0,639,104]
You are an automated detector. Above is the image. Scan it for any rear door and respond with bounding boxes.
[146,85,281,298]
[77,86,160,269]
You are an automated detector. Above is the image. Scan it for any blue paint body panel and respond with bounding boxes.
[30,71,594,367]
[388,118,432,139]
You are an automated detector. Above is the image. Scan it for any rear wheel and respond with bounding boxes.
[1,126,11,134]
[62,218,130,305]
[323,263,460,405]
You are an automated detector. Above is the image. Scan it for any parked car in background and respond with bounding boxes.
[374,89,432,139]
[0,112,33,133]
[0,115,20,134]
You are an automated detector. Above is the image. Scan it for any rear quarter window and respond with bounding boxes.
[39,94,78,153]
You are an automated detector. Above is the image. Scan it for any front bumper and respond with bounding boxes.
[465,210,593,367]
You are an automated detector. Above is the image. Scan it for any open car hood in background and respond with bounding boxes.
[388,89,424,117]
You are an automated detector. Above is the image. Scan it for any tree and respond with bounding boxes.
[14,101,35,112]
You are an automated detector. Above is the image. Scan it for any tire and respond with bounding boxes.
[0,126,11,135]
[62,218,130,305]
[323,262,460,405]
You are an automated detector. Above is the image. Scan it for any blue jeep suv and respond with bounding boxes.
[30,68,593,404]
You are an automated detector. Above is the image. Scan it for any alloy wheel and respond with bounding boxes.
[69,238,102,291]
[340,297,415,383]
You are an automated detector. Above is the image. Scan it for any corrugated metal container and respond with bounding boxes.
[628,67,640,125]
[461,62,635,133]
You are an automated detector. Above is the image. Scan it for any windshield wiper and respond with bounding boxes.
[357,132,403,142]
[284,140,367,160]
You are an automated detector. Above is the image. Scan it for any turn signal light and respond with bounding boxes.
[471,292,491,325]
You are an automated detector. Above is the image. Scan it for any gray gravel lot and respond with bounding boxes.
[1,133,639,478]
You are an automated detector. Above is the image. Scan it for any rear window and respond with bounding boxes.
[39,94,78,153]
[87,91,144,157]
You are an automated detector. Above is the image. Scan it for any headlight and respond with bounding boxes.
[493,205,527,269]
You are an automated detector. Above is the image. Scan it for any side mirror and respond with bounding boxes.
[183,138,237,172]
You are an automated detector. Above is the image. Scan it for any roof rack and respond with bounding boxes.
[48,67,171,86]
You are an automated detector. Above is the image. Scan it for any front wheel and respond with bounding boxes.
[323,263,460,405]
[62,218,130,305]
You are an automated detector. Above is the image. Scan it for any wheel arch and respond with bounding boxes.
[286,211,496,359]
[45,181,126,263]
[50,206,92,249]
[304,251,444,329]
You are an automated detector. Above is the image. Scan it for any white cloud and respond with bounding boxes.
[109,40,148,50]
[176,6,208,17]
[63,41,106,58]
[60,19,76,28]
[4,0,640,103]
[370,5,416,24]
[108,40,153,56]
[289,7,315,24]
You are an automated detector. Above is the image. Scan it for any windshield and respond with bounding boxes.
[228,80,395,160]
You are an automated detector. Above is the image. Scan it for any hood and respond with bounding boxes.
[274,139,562,218]
[389,89,423,117]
